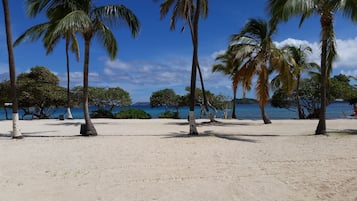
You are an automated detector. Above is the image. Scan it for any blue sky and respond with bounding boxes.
[1,0,357,102]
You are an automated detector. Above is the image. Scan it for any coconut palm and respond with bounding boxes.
[268,0,357,134]
[282,45,319,119]
[2,0,23,138]
[14,3,80,120]
[230,18,293,124]
[28,0,140,135]
[157,0,208,134]
[212,50,252,119]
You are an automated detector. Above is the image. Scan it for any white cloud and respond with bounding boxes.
[274,37,357,70]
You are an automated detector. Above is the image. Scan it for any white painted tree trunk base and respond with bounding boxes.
[188,111,198,135]
[12,113,22,138]
[66,107,73,119]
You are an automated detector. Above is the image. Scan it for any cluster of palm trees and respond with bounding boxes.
[2,0,357,138]
[213,19,319,124]
[213,0,357,135]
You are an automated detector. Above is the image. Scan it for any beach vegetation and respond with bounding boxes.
[271,44,320,119]
[114,108,151,119]
[1,0,23,138]
[213,50,251,119]
[16,66,67,119]
[71,86,132,110]
[157,0,209,134]
[228,18,294,124]
[90,108,114,119]
[25,0,140,136]
[159,111,179,119]
[268,0,357,134]
[272,74,357,119]
[15,0,81,120]
[150,88,184,118]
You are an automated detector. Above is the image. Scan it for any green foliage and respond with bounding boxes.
[235,98,258,104]
[159,111,179,119]
[90,108,114,118]
[271,74,356,119]
[71,86,132,109]
[16,66,66,119]
[329,74,357,100]
[150,88,177,107]
[114,108,151,119]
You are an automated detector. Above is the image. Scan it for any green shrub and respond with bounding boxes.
[90,108,114,118]
[159,111,179,119]
[114,108,151,119]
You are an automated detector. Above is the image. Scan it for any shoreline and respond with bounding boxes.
[0,118,356,201]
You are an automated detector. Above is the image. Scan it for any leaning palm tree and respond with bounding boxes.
[14,3,80,120]
[2,0,23,138]
[212,50,252,119]
[230,18,293,124]
[157,0,209,134]
[268,0,357,134]
[29,0,140,135]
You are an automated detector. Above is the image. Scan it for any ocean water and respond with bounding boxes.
[0,102,353,120]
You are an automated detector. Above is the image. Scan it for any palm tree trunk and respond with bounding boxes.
[316,19,329,135]
[260,103,271,124]
[197,64,215,122]
[232,84,237,119]
[188,0,202,135]
[296,76,305,119]
[2,0,22,139]
[82,37,97,136]
[65,37,73,119]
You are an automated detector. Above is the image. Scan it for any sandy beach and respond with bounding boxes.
[0,118,356,201]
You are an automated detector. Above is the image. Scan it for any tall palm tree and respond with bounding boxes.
[268,0,357,134]
[157,0,208,135]
[230,18,293,124]
[282,45,319,119]
[29,0,140,135]
[212,50,251,119]
[2,0,23,139]
[14,2,80,120]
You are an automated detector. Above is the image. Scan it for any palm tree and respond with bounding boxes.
[14,2,80,120]
[268,0,357,134]
[28,0,140,135]
[157,0,208,134]
[282,45,319,119]
[212,50,251,119]
[2,0,23,139]
[230,18,293,124]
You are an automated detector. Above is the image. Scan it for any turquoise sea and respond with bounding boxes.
[0,102,354,120]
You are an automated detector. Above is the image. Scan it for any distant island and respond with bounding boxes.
[235,98,258,104]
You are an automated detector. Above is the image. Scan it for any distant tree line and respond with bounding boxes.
[0,66,131,119]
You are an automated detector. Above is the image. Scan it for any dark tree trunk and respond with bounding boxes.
[197,64,215,122]
[65,37,73,119]
[296,76,305,119]
[188,0,202,135]
[232,85,237,119]
[316,16,330,135]
[260,104,271,124]
[82,37,97,136]
[2,0,22,138]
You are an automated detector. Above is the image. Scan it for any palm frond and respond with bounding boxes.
[13,22,50,46]
[95,22,118,60]
[92,5,140,37]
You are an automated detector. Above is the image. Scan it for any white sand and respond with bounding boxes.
[0,118,356,201]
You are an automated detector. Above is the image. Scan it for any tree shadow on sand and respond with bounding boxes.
[165,120,260,127]
[329,129,357,136]
[163,130,280,143]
